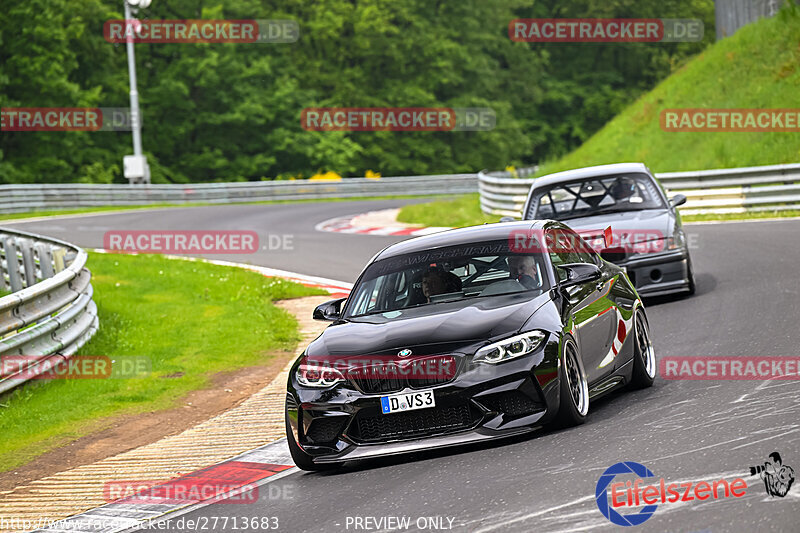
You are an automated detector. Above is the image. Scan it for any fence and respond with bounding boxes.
[0,174,478,214]
[0,228,98,394]
[478,163,800,217]
[715,0,787,39]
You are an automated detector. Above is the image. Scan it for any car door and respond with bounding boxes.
[547,227,617,384]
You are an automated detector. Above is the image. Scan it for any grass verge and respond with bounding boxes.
[682,209,800,222]
[396,194,500,227]
[397,195,800,227]
[0,253,326,473]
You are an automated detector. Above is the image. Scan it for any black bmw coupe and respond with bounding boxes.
[285,220,655,470]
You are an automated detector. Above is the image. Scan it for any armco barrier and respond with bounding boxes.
[0,228,98,394]
[478,166,539,218]
[479,163,800,217]
[0,174,478,214]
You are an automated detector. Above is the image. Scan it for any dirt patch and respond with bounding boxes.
[0,351,292,492]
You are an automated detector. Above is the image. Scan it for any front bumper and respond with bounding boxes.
[618,248,691,297]
[287,341,561,464]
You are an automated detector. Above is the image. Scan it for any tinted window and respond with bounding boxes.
[345,241,550,318]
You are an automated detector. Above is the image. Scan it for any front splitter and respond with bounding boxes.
[314,425,541,463]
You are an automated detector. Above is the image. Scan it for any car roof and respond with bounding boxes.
[373,220,557,260]
[531,163,651,190]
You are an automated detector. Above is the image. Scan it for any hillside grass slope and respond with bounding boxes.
[536,7,800,175]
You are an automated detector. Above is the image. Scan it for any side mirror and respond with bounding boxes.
[669,194,687,208]
[500,216,517,223]
[557,263,602,288]
[313,297,347,321]
[600,246,627,264]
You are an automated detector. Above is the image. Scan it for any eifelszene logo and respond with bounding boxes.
[596,462,658,526]
[595,461,747,526]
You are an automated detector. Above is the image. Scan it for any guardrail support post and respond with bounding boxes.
[2,238,24,293]
[20,242,37,288]
[0,247,8,293]
[53,248,67,273]
[36,243,55,279]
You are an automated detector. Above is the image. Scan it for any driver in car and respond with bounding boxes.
[610,176,638,202]
[508,255,540,290]
[421,267,462,303]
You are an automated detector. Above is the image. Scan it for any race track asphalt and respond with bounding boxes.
[6,202,800,532]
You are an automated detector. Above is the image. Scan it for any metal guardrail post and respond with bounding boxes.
[53,248,66,273]
[2,238,23,293]
[20,245,36,288]
[36,243,55,279]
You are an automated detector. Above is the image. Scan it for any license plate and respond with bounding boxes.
[380,390,435,414]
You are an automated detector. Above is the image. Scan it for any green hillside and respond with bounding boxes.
[537,7,800,175]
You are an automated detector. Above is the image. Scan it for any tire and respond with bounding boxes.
[629,309,656,389]
[685,256,696,296]
[554,337,589,427]
[286,412,342,471]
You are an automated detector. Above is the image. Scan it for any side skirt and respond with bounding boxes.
[588,359,633,400]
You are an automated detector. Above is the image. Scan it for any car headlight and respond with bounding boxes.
[626,229,684,256]
[296,362,346,388]
[666,228,686,250]
[474,331,547,364]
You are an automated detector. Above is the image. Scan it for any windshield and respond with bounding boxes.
[529,173,665,221]
[344,242,550,318]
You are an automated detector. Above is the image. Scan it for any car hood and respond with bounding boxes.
[558,209,675,240]
[306,291,552,357]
